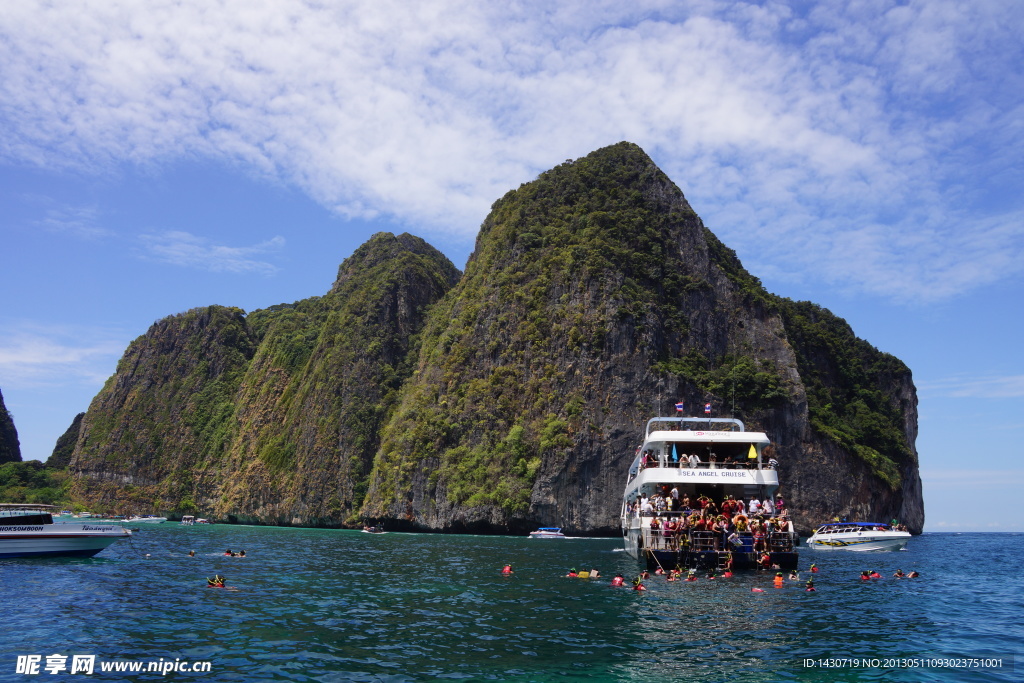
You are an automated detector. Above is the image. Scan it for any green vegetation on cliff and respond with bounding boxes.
[47,412,84,469]
[66,143,920,531]
[70,233,460,524]
[778,300,912,487]
[0,461,69,504]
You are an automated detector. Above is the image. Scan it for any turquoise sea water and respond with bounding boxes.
[1,526,1019,682]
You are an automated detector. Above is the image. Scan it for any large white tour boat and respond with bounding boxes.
[806,522,910,551]
[0,504,132,558]
[620,416,798,571]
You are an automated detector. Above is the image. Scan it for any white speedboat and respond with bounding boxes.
[806,522,910,551]
[0,504,131,558]
[621,416,797,571]
[122,515,167,524]
[528,527,566,539]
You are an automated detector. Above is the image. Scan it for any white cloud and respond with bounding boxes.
[37,205,114,239]
[917,375,1024,399]
[0,0,1022,301]
[138,231,285,275]
[0,323,127,389]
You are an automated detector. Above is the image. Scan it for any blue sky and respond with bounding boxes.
[1,1,1022,530]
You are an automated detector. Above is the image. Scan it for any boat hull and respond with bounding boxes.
[806,534,909,551]
[0,524,131,559]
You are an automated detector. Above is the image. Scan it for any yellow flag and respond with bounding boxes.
[747,445,758,459]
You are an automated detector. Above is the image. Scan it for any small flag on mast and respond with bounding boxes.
[675,402,684,412]
[704,402,711,415]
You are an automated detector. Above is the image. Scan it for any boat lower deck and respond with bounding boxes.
[643,548,799,572]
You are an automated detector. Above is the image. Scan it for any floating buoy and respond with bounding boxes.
[752,588,765,593]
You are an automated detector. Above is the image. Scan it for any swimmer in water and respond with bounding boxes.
[188,550,195,557]
[789,570,799,581]
[610,574,625,587]
[207,575,226,588]
[773,572,785,588]
[590,568,600,579]
[860,570,871,580]
[566,568,578,577]
[501,564,513,574]
[224,549,232,556]
[810,563,819,573]
[907,571,919,578]
[893,569,905,578]
[632,576,647,591]
[805,578,816,592]
[238,550,245,557]
[869,570,881,579]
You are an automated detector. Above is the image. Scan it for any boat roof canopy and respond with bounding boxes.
[647,417,747,434]
[818,522,889,528]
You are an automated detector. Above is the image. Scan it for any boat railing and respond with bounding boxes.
[637,524,796,554]
[638,460,774,471]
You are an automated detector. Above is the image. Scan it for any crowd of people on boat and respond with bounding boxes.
[627,489,796,553]
[629,489,785,517]
[637,448,779,470]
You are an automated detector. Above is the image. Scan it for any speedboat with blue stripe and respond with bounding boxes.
[806,522,910,551]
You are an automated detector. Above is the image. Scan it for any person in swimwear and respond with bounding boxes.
[860,570,872,580]
[238,550,245,557]
[893,569,905,578]
[869,570,882,579]
[907,571,919,578]
[805,578,816,592]
[224,549,232,556]
[789,570,799,581]
[632,576,647,591]
[566,568,578,577]
[810,563,819,573]
[610,574,625,587]
[207,575,226,588]
[188,550,195,557]
[501,564,513,574]
[773,573,785,588]
[590,568,600,578]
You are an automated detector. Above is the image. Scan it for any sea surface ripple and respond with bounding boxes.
[1,527,1019,681]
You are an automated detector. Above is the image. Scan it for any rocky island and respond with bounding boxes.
[61,142,924,536]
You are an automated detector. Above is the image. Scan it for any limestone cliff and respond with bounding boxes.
[67,144,923,534]
[0,387,22,464]
[361,142,923,535]
[46,412,84,469]
[69,234,460,521]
